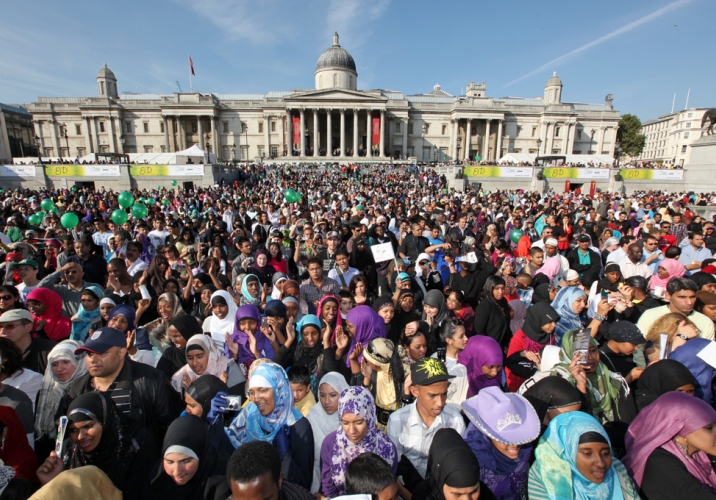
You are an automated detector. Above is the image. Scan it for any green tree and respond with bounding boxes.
[617,114,646,158]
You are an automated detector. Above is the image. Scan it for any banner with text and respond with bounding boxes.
[543,168,609,179]
[45,165,120,177]
[619,169,684,181]
[0,165,36,177]
[464,166,533,178]
[372,117,380,147]
[292,116,300,145]
[129,165,205,177]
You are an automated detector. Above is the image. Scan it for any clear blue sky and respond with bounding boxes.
[2,0,714,122]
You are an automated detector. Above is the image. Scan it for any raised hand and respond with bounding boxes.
[36,451,64,485]
[285,317,296,348]
[349,341,363,361]
[225,332,239,358]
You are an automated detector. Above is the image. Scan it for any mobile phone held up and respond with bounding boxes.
[437,347,446,364]
[573,329,591,365]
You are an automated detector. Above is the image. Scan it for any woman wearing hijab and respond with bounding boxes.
[528,411,639,500]
[412,427,496,500]
[508,299,527,335]
[202,289,237,339]
[239,274,262,306]
[27,288,71,341]
[143,415,231,500]
[458,335,505,397]
[184,375,234,453]
[0,406,38,482]
[670,338,716,404]
[532,259,562,288]
[505,303,559,392]
[462,387,540,500]
[42,392,158,498]
[34,340,87,458]
[306,372,349,493]
[320,386,398,498]
[317,295,342,346]
[422,289,450,353]
[69,285,104,342]
[624,391,716,499]
[473,276,512,349]
[531,283,555,305]
[649,258,686,293]
[522,376,583,436]
[392,289,420,338]
[172,333,245,394]
[251,249,276,286]
[373,295,398,343]
[344,305,387,369]
[273,314,324,384]
[106,303,155,366]
[225,362,314,490]
[155,314,201,378]
[225,304,276,372]
[143,292,186,352]
[633,359,695,412]
[550,287,588,346]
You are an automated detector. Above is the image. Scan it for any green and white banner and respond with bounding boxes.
[619,169,683,180]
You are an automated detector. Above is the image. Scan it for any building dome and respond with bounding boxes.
[316,33,356,73]
[545,71,562,87]
[97,63,116,80]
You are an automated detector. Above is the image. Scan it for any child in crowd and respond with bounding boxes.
[290,365,316,417]
[345,452,399,500]
[338,290,355,319]
[69,286,104,342]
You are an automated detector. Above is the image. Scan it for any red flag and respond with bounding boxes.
[189,55,195,76]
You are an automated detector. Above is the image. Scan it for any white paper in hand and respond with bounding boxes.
[697,341,716,369]
[211,331,227,351]
[370,242,395,263]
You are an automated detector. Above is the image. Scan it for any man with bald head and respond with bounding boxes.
[618,242,651,280]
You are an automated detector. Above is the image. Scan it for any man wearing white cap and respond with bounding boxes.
[543,237,569,277]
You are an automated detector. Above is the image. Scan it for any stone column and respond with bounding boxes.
[163,117,170,153]
[326,109,332,154]
[483,120,491,160]
[85,118,94,153]
[286,110,292,156]
[108,116,117,153]
[340,109,345,157]
[49,120,60,156]
[93,117,100,153]
[364,110,371,155]
[451,119,458,159]
[562,122,570,155]
[352,110,359,157]
[299,109,305,156]
[177,116,183,150]
[539,121,548,155]
[379,110,385,158]
[596,126,605,154]
[496,119,503,160]
[313,109,319,157]
[464,119,472,160]
[198,117,204,149]
[403,117,409,158]
[210,117,217,155]
[264,114,270,159]
[569,121,577,154]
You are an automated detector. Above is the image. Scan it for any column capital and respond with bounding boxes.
[340,108,346,114]
[353,108,361,114]
[380,109,385,115]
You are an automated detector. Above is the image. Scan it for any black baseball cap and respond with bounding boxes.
[607,321,646,345]
[577,234,591,243]
[75,327,127,354]
[411,358,455,386]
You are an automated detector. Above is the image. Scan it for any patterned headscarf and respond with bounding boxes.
[330,386,397,495]
[225,362,302,448]
[171,334,230,392]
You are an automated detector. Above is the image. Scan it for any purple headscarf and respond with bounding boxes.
[226,304,275,364]
[251,249,273,275]
[345,305,386,367]
[330,386,397,495]
[458,335,504,397]
[623,391,716,491]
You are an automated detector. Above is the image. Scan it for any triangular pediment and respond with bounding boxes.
[286,89,386,102]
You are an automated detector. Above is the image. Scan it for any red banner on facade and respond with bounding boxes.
[372,117,380,147]
[589,180,596,197]
[564,180,571,193]
[292,116,300,145]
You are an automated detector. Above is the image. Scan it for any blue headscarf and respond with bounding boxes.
[225,362,302,448]
[69,286,105,342]
[107,303,152,351]
[296,314,321,343]
[671,338,715,404]
[550,287,586,346]
[240,274,261,305]
[532,411,635,500]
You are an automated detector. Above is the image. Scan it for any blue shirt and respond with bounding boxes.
[641,248,663,274]
[678,245,713,275]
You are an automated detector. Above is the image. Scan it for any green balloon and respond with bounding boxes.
[111,209,129,225]
[50,207,60,215]
[162,199,169,206]
[171,180,178,186]
[117,191,134,208]
[145,198,155,206]
[40,198,54,211]
[510,229,524,244]
[28,215,41,226]
[71,186,77,192]
[284,189,301,203]
[131,203,148,219]
[60,212,79,229]
[157,185,162,190]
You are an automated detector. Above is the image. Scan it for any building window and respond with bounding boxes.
[424,124,430,134]
[258,146,265,158]
[555,126,561,137]
[514,148,522,153]
[99,122,105,133]
[259,122,264,133]
[333,74,338,87]
[241,123,247,134]
[125,122,132,133]
[144,145,153,153]
[532,126,537,137]
[192,123,198,133]
[685,132,690,139]
[125,146,137,153]
[143,122,149,133]
[161,145,166,152]
[60,148,69,157]
[682,145,687,153]
[577,130,582,140]
[100,145,109,153]
[160,122,165,133]
[349,76,353,88]
[422,147,430,160]
[408,123,413,135]
[271,146,278,157]
[395,122,401,133]
[442,125,447,135]
[552,149,560,154]
[77,147,85,156]
[75,124,82,135]
[471,127,477,136]
[688,112,693,118]
[440,147,447,160]
[271,121,276,132]
[516,126,521,136]
[223,121,229,133]
[241,146,248,160]
[528,149,537,154]
[686,122,691,128]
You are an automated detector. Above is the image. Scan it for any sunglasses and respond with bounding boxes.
[0,295,14,301]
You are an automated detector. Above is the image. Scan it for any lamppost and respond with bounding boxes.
[615,145,623,168]
[536,138,542,156]
[456,137,462,163]
[433,148,438,164]
[12,125,24,158]
[63,124,70,157]
[421,124,427,164]
[231,144,236,164]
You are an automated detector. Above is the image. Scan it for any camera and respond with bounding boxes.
[220,395,243,411]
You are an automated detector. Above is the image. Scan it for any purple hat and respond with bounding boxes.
[461,386,540,445]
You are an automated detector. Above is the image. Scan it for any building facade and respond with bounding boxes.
[638,108,709,166]
[26,34,620,163]
[0,103,37,163]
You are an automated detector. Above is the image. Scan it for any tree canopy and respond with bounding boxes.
[617,114,646,158]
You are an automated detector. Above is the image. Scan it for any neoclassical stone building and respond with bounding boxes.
[27,33,620,163]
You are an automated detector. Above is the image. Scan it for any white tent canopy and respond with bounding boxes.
[175,145,216,165]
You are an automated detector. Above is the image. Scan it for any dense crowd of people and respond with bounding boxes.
[0,162,715,499]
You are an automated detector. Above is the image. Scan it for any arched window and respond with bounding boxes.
[99,81,105,95]
[333,74,338,87]
[349,75,353,88]
[319,75,323,88]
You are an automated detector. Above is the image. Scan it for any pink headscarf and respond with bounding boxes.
[623,391,716,491]
[533,257,562,282]
[649,258,686,291]
[457,335,504,397]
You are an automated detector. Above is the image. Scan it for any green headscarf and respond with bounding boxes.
[553,329,625,423]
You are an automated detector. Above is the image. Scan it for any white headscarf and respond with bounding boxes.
[35,340,87,438]
[306,372,349,492]
[207,290,237,336]
[171,334,230,392]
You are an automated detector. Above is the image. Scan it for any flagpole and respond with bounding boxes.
[189,53,193,93]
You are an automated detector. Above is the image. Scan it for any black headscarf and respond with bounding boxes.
[634,359,695,411]
[522,375,583,428]
[170,315,203,341]
[65,392,137,492]
[425,428,482,500]
[531,283,552,304]
[690,271,716,291]
[598,263,622,293]
[373,296,396,343]
[149,415,230,500]
[186,375,230,421]
[522,303,560,344]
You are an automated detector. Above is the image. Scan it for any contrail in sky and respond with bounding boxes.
[504,0,694,87]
